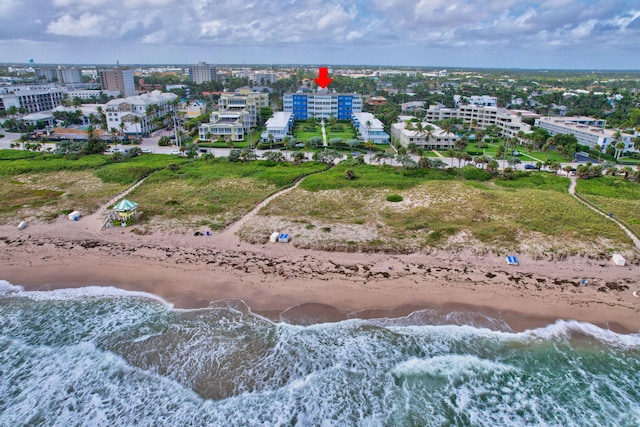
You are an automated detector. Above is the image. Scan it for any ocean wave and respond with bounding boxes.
[392,354,517,379]
[0,280,173,307]
[0,279,24,293]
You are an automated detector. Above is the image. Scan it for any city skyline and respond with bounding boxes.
[1,0,640,70]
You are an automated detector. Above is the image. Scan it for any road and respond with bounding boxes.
[0,128,626,171]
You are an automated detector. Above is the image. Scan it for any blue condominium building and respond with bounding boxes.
[283,93,363,120]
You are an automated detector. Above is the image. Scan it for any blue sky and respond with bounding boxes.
[1,0,640,69]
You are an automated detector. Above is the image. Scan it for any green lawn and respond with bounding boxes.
[293,120,358,143]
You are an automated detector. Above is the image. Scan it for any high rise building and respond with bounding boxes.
[189,62,217,84]
[56,66,83,84]
[99,67,136,98]
[283,93,363,120]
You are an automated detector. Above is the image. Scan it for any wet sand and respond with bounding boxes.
[2,219,639,333]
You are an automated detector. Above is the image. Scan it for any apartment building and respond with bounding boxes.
[199,88,268,142]
[99,67,137,98]
[534,116,638,152]
[468,95,498,107]
[425,104,532,139]
[283,92,363,120]
[260,112,294,143]
[35,66,83,84]
[189,62,217,84]
[65,89,121,100]
[391,117,458,150]
[199,111,248,142]
[218,88,268,129]
[352,112,389,144]
[249,72,275,85]
[104,90,177,136]
[0,87,65,114]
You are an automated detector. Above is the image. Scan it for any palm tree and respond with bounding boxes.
[364,120,372,142]
[615,141,625,160]
[132,116,141,141]
[593,144,602,163]
[110,127,119,145]
[365,140,375,162]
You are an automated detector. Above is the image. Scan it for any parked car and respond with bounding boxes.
[170,149,181,155]
[524,164,537,170]
[142,148,153,153]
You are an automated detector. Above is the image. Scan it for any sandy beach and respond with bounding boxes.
[2,213,640,334]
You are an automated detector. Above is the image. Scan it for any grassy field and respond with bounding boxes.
[0,151,190,223]
[250,170,631,255]
[300,164,453,192]
[576,176,640,236]
[126,159,328,232]
[0,171,128,224]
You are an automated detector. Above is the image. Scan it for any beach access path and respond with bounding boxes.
[568,176,640,252]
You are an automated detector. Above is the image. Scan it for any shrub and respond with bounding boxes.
[460,165,491,181]
[167,163,180,171]
[386,194,403,202]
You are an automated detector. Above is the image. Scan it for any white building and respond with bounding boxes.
[249,72,275,85]
[199,111,248,142]
[425,104,532,139]
[468,95,498,107]
[351,112,389,144]
[534,116,637,152]
[218,88,269,129]
[0,87,65,114]
[65,89,121,100]
[391,117,458,150]
[189,62,217,84]
[261,112,294,142]
[104,90,178,136]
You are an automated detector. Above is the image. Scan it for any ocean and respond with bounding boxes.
[1,279,639,427]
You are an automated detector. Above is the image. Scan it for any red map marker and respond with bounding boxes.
[314,67,333,88]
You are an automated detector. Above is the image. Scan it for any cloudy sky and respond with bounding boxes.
[1,0,640,69]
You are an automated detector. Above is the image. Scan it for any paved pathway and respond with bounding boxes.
[320,119,327,147]
[568,176,640,251]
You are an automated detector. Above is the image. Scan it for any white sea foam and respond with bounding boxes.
[7,284,173,307]
[0,279,24,293]
[392,354,517,378]
[520,319,640,348]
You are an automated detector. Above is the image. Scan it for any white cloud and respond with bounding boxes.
[142,30,167,44]
[317,5,357,30]
[200,20,225,37]
[46,13,107,37]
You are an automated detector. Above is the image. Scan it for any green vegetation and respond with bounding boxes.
[0,171,127,223]
[386,194,403,202]
[300,164,453,192]
[0,152,109,176]
[576,176,640,235]
[260,175,629,254]
[493,173,570,192]
[293,120,357,143]
[94,155,190,184]
[128,159,327,229]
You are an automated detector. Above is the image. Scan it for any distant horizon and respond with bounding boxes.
[3,62,640,74]
[2,1,640,72]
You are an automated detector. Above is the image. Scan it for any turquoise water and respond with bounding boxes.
[1,280,639,426]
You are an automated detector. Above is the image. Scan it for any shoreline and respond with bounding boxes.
[2,221,640,334]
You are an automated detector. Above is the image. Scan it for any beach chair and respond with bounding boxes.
[506,255,519,266]
[278,233,290,243]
